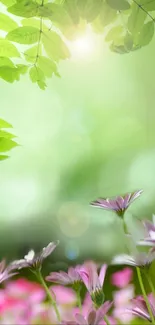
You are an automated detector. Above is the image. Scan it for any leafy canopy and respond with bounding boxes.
[0,0,154,89]
[0,119,18,161]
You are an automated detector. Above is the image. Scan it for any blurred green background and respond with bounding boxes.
[0,27,155,267]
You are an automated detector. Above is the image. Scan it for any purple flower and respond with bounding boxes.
[111,250,155,268]
[111,267,133,288]
[11,241,59,271]
[65,302,113,325]
[46,265,81,286]
[137,215,155,247]
[79,261,107,307]
[0,260,18,283]
[90,190,143,217]
[126,294,155,322]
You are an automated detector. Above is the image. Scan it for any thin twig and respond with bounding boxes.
[35,17,43,65]
[132,0,155,22]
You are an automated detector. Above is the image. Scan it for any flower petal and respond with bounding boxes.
[99,264,107,287]
[75,313,87,325]
[95,301,113,323]
[0,260,5,273]
[88,310,96,325]
[126,307,150,322]
[111,254,135,266]
[111,268,133,288]
[40,241,59,260]
[46,271,71,285]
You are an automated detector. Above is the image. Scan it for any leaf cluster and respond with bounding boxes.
[0,118,18,160]
[0,0,154,88]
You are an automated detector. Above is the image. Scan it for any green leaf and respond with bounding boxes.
[0,155,9,161]
[6,26,40,44]
[39,3,85,40]
[16,64,28,75]
[7,0,39,18]
[22,18,41,29]
[0,130,16,139]
[39,3,77,39]
[0,13,18,32]
[29,66,46,89]
[0,57,14,68]
[124,33,133,50]
[138,21,154,46]
[110,43,128,53]
[77,0,103,22]
[0,118,12,128]
[37,80,47,90]
[105,26,124,42]
[143,0,155,11]
[43,31,70,61]
[0,0,16,6]
[64,0,80,24]
[38,2,57,17]
[100,2,117,27]
[36,0,48,4]
[128,3,146,37]
[24,45,42,63]
[0,66,20,82]
[91,16,105,34]
[22,18,47,31]
[106,0,130,10]
[38,56,58,77]
[29,66,45,83]
[0,138,18,152]
[0,40,20,57]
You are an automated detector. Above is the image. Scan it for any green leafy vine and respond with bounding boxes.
[0,0,155,88]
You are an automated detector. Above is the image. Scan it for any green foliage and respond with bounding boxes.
[77,0,103,22]
[105,26,124,43]
[6,26,40,44]
[0,0,16,6]
[0,13,18,32]
[99,2,117,27]
[0,64,28,82]
[0,57,14,68]
[63,0,80,24]
[0,119,12,128]
[24,45,42,63]
[29,65,46,89]
[22,18,45,29]
[7,1,39,18]
[138,21,154,46]
[0,0,154,88]
[106,0,130,10]
[38,56,59,77]
[0,119,18,161]
[0,137,18,152]
[42,30,70,61]
[0,40,20,57]
[142,0,155,11]
[128,3,147,39]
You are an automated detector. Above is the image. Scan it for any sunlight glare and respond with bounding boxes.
[67,28,97,60]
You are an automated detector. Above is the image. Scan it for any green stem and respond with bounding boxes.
[76,289,82,312]
[136,267,155,324]
[123,219,128,234]
[104,315,111,325]
[145,272,155,296]
[34,17,42,66]
[36,270,61,323]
